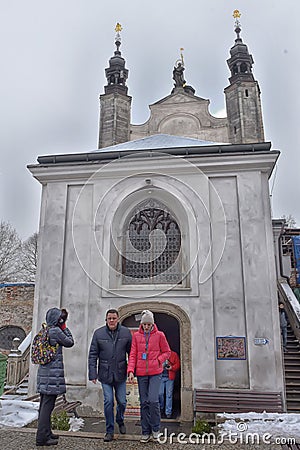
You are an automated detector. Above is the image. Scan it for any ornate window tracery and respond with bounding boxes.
[121,199,182,284]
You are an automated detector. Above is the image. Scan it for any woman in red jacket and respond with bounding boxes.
[128,310,170,443]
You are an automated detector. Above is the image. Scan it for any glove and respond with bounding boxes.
[58,308,68,329]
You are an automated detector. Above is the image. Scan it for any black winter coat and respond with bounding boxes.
[88,323,132,384]
[37,308,74,395]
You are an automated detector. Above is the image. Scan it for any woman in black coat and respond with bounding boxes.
[36,307,74,446]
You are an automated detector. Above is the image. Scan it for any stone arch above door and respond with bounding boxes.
[119,301,193,422]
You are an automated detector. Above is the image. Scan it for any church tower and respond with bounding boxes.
[98,24,132,148]
[224,11,265,144]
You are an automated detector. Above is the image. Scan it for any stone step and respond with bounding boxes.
[285,383,300,388]
[284,362,300,367]
[15,387,29,395]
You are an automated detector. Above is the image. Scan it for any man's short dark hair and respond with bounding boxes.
[106,309,119,318]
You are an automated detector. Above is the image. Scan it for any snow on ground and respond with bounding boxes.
[0,399,39,427]
[0,399,300,442]
[218,412,300,440]
[0,399,85,431]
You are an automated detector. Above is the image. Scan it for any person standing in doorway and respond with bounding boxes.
[36,308,74,447]
[279,302,289,352]
[159,350,180,419]
[88,309,132,442]
[127,310,171,443]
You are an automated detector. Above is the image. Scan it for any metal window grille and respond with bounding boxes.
[122,200,182,284]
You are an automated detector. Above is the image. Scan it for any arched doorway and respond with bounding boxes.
[0,326,26,351]
[119,302,193,422]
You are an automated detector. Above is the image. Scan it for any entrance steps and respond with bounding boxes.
[284,325,300,412]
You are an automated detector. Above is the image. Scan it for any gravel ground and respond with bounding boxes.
[0,427,285,450]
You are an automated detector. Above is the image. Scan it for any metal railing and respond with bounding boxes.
[278,281,300,342]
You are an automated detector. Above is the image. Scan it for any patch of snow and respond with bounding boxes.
[0,399,39,427]
[218,412,300,440]
[69,417,84,432]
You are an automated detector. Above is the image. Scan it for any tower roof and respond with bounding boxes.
[227,11,255,83]
[104,23,129,95]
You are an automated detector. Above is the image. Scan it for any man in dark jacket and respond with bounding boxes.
[88,309,132,442]
[36,307,74,446]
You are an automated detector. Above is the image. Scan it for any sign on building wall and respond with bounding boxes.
[216,336,246,360]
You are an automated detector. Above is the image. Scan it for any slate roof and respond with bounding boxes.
[93,134,225,153]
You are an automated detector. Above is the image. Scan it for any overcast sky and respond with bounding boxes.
[0,0,299,239]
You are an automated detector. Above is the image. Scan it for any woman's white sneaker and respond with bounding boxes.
[152,431,160,440]
[140,434,151,443]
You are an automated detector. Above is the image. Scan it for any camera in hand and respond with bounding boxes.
[163,359,171,369]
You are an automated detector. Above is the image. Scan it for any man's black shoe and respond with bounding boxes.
[36,438,58,446]
[104,433,114,442]
[51,434,59,439]
[118,423,126,434]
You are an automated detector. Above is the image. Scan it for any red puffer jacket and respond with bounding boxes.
[128,324,171,376]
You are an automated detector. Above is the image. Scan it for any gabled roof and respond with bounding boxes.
[93,134,225,153]
[150,91,208,106]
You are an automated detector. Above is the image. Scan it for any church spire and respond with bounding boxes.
[98,23,132,148]
[224,11,265,144]
[226,10,254,84]
[104,23,129,95]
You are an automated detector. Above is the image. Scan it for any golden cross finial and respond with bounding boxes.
[115,23,122,32]
[233,9,241,30]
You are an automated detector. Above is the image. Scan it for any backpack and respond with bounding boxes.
[31,323,59,365]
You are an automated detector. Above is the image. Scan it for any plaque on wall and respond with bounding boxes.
[216,336,246,360]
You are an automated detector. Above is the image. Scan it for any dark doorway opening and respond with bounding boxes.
[122,312,181,419]
[0,325,26,351]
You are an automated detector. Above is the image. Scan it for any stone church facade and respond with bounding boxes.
[28,19,284,420]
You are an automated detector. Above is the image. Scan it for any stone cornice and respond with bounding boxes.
[28,147,279,184]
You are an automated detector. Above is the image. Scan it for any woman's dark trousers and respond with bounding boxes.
[36,394,57,444]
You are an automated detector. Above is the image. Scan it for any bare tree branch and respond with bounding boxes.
[0,221,23,283]
[20,232,38,282]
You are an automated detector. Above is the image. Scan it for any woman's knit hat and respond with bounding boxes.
[140,310,154,324]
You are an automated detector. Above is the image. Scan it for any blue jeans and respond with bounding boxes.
[101,380,126,434]
[137,374,162,435]
[159,376,174,416]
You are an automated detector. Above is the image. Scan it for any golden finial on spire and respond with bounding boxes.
[115,22,122,32]
[233,9,241,30]
[233,10,241,19]
[114,22,122,49]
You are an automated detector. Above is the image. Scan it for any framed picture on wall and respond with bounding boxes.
[216,336,246,360]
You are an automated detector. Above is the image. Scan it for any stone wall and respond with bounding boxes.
[0,283,34,334]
